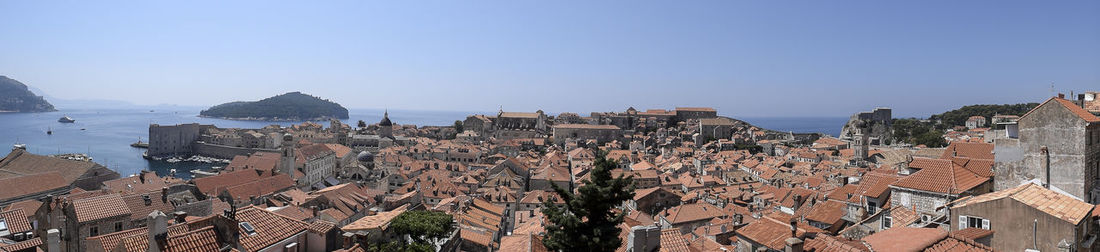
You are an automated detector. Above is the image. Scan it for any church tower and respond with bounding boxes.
[280,133,296,180]
[379,110,394,139]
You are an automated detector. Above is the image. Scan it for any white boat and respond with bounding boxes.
[58,116,75,123]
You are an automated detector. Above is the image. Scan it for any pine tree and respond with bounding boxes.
[541,151,635,251]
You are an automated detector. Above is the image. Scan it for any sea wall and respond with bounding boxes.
[191,142,278,159]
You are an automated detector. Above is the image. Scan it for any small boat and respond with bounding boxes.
[58,116,75,123]
[47,127,52,135]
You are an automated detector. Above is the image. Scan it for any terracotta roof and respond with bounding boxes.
[500,112,540,118]
[892,158,987,195]
[0,149,112,182]
[661,203,723,225]
[0,237,42,252]
[236,206,308,251]
[659,228,694,252]
[191,169,271,196]
[120,226,221,252]
[951,228,993,241]
[72,194,132,223]
[342,205,407,232]
[0,171,68,201]
[221,174,295,202]
[804,200,846,225]
[499,234,548,252]
[121,191,174,221]
[862,227,947,252]
[460,227,494,248]
[735,217,811,251]
[925,233,993,252]
[951,182,1093,224]
[223,152,281,172]
[940,142,994,160]
[804,234,870,252]
[1021,97,1100,124]
[0,209,32,234]
[1,200,41,219]
[307,220,336,234]
[553,124,620,130]
[299,143,336,161]
[675,107,716,112]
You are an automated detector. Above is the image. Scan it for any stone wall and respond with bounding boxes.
[191,142,278,160]
[148,123,206,156]
[993,101,1096,202]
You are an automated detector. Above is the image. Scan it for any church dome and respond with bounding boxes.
[357,151,374,162]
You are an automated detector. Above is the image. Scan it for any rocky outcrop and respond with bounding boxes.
[0,76,56,112]
[839,108,892,144]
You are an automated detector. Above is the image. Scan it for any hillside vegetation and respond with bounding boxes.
[200,92,348,120]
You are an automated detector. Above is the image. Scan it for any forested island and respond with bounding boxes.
[0,76,56,113]
[199,92,348,121]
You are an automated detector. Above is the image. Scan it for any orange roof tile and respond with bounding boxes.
[72,194,132,223]
[951,183,1093,224]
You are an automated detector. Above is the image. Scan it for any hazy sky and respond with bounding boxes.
[1,1,1097,117]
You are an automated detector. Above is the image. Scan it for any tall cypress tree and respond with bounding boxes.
[541,151,635,251]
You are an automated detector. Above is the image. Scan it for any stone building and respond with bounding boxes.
[463,115,494,134]
[965,116,987,129]
[299,143,337,188]
[888,157,992,228]
[148,123,210,157]
[992,96,1100,203]
[674,107,718,120]
[947,183,1096,251]
[551,124,623,146]
[493,110,548,139]
[698,117,739,140]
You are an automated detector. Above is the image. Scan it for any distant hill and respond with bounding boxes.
[200,92,349,121]
[0,76,57,112]
[929,103,1039,127]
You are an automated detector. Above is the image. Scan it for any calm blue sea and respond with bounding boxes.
[0,107,478,178]
[0,108,846,179]
[738,117,848,137]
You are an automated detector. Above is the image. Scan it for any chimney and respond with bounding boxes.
[1059,93,1066,99]
[173,211,188,223]
[311,206,319,219]
[161,187,168,203]
[46,229,60,252]
[1041,146,1051,188]
[147,210,169,252]
[342,232,355,249]
[785,237,804,252]
[789,219,798,238]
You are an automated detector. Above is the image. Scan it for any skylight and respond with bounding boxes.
[240,222,257,236]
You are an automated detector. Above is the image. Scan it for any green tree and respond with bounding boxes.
[358,120,367,128]
[453,120,464,133]
[374,210,455,251]
[542,151,635,252]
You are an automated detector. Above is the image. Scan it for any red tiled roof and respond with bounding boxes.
[0,171,68,201]
[0,237,42,251]
[1021,97,1100,124]
[951,183,1093,224]
[862,227,947,251]
[893,158,987,195]
[0,209,32,234]
[72,194,132,223]
[804,200,846,225]
[940,142,994,160]
[236,206,308,251]
[804,234,870,252]
[659,228,694,252]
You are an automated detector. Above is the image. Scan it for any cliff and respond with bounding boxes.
[199,92,349,121]
[0,76,56,112]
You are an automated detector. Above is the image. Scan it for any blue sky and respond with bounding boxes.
[1,1,1097,117]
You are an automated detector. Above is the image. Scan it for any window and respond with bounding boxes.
[89,226,99,237]
[958,215,989,230]
[0,218,8,233]
[115,222,123,232]
[882,216,892,229]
